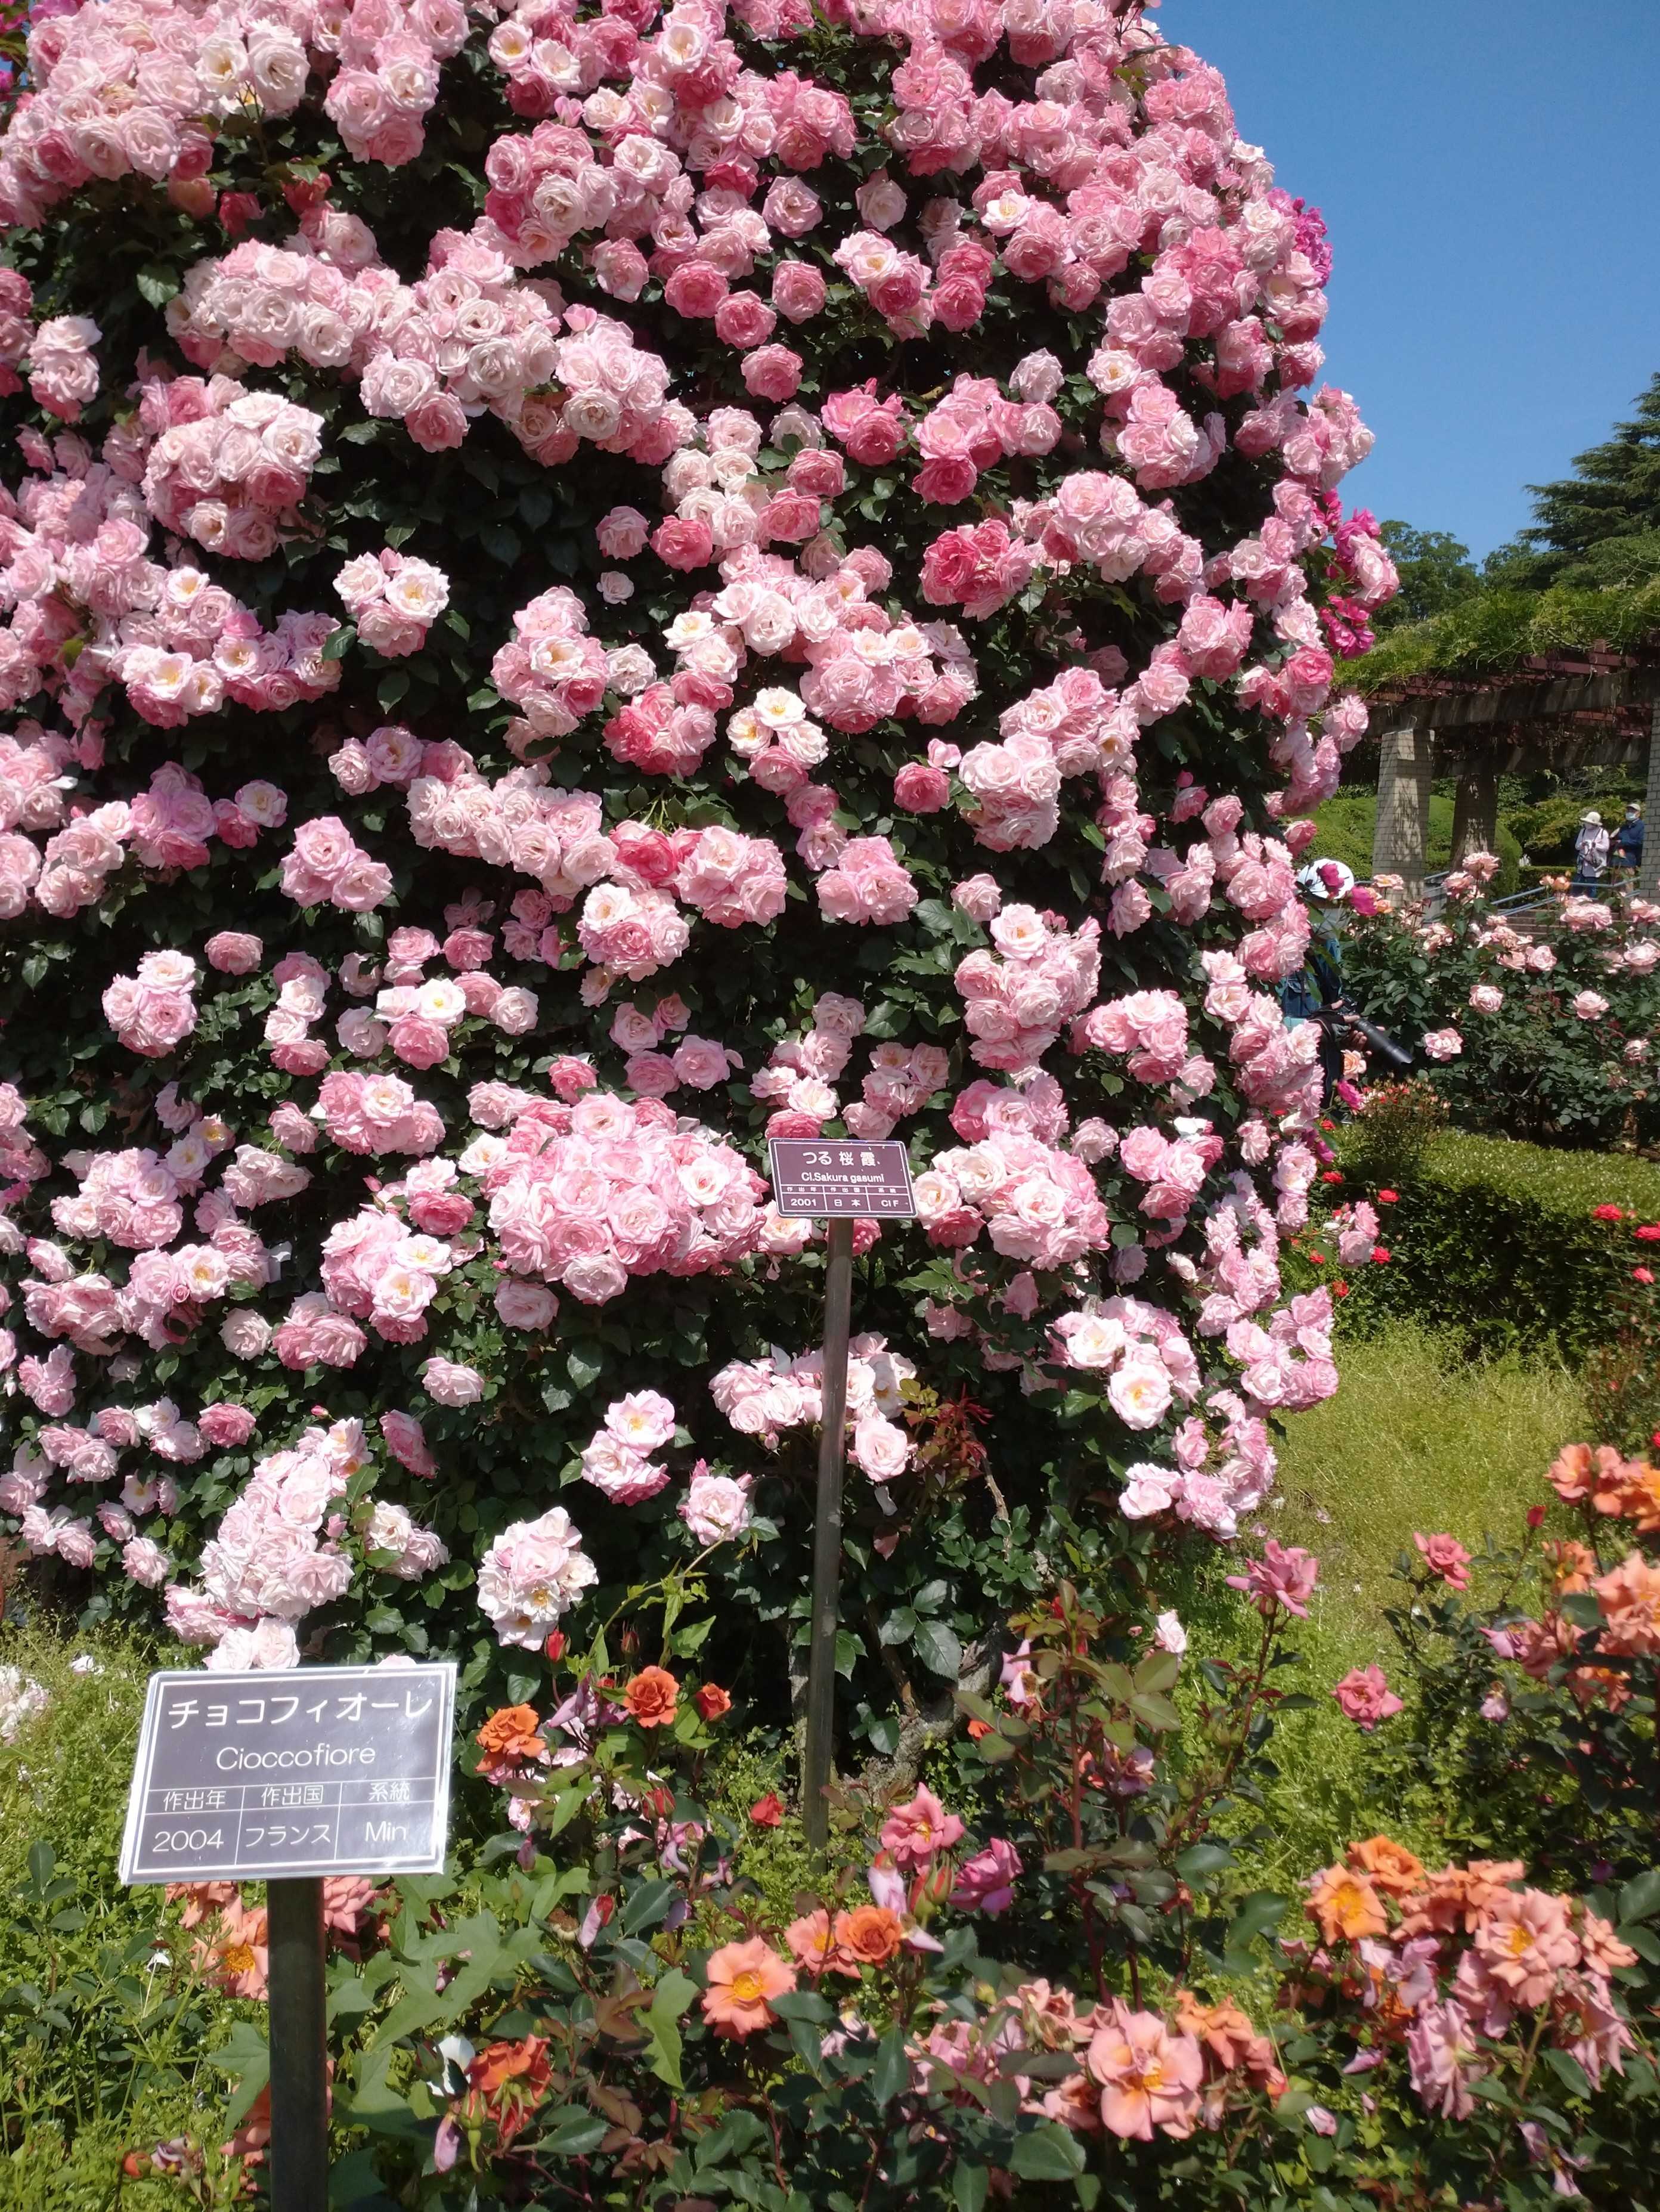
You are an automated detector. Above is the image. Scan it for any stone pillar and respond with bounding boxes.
[1448,759,1499,865]
[1373,724,1433,893]
[1640,699,1660,901]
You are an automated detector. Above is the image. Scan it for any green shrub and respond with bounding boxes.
[0,1622,244,2180]
[1324,1130,1660,1361]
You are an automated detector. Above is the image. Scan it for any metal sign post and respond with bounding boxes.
[767,1141,915,1848]
[268,1877,329,2211]
[120,1662,457,2207]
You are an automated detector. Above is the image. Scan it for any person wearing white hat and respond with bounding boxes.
[1574,810,1610,891]
[1281,857,1354,1100]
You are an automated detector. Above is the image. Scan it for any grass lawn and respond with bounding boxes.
[1215,1320,1586,1883]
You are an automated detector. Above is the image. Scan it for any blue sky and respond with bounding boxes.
[1163,0,1660,560]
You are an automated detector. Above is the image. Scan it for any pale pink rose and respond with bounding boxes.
[494,1278,557,1331]
[422,1356,484,1405]
[198,1403,256,1449]
[206,931,263,975]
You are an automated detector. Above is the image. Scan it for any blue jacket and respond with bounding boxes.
[1279,926,1343,1024]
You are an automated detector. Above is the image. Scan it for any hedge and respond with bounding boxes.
[1325,1129,1660,1362]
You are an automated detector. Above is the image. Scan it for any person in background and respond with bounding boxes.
[1574,809,1611,891]
[1611,802,1644,881]
[1281,858,1354,1102]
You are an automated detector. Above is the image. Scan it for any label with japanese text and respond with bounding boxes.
[767,1137,916,1220]
[119,1662,457,1883]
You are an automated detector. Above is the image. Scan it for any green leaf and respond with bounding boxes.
[1225,1890,1289,1954]
[643,1968,696,2092]
[1175,1843,1234,1879]
[621,1879,677,1936]
[209,2021,271,2130]
[1544,2047,1591,2099]
[953,2165,989,2212]
[1009,2123,1085,2182]
[871,2025,908,2108]
[537,2107,610,2155]
[567,1346,603,1392]
[1619,1869,1660,1925]
[879,1607,917,1647]
[376,670,409,711]
[912,1618,962,1680]
[136,262,179,308]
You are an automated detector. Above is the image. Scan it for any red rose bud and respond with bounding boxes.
[1321,1169,1343,1184]
[1334,1280,1351,1298]
[1635,1225,1660,1241]
[749,1793,784,1827]
[1377,1189,1398,1203]
[1371,1246,1392,1264]
[1593,1205,1625,1222]
[1633,1267,1655,1285]
[1526,1505,1547,1529]
[544,1629,566,1663]
[693,1683,732,1722]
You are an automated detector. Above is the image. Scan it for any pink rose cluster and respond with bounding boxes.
[1050,1295,1201,1430]
[580,1389,678,1504]
[102,951,199,1059]
[165,1419,362,1668]
[334,546,450,659]
[909,364,1062,508]
[480,1085,766,1307]
[279,815,394,913]
[319,1206,458,1347]
[476,1504,597,1649]
[1112,1383,1278,1541]
[916,1119,1111,1270]
[141,375,324,562]
[172,216,564,461]
[0,421,340,741]
[161,1413,449,1671]
[26,313,100,423]
[711,1334,916,1483]
[955,906,1101,1073]
[317,1070,444,1156]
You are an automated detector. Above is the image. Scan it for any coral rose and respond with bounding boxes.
[832,1904,903,1966]
[701,1937,795,2038]
[623,1665,679,1728]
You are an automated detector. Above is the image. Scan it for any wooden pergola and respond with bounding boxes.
[1367,642,1660,898]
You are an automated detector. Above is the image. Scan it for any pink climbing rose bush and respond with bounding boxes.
[0,0,1399,1727]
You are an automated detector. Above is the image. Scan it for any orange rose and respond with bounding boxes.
[832,1904,903,1966]
[476,1703,546,1762]
[1306,1864,1388,1945]
[693,1683,732,1721]
[623,1666,680,1728]
[1346,1835,1426,1899]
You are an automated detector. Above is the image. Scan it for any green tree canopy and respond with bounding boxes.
[1374,521,1482,629]
[1506,373,1660,589]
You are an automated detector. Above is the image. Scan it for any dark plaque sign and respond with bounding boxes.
[119,1662,457,1884]
[768,1138,916,1220]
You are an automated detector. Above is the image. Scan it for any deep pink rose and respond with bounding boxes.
[651,517,715,572]
[893,761,950,813]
